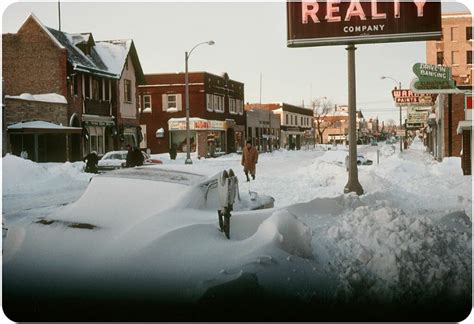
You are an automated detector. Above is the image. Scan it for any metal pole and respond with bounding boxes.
[58,0,61,31]
[344,44,363,195]
[185,51,192,164]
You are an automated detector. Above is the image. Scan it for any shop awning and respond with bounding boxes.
[7,121,82,134]
[456,120,472,134]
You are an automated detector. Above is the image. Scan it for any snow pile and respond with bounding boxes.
[5,93,67,104]
[251,210,313,258]
[325,203,471,303]
[2,155,88,195]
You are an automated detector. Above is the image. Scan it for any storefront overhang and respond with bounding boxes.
[456,120,472,135]
[82,114,115,126]
[168,117,228,131]
[7,121,82,134]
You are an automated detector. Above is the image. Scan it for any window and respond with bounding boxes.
[286,114,289,125]
[450,27,458,41]
[236,99,243,115]
[143,95,152,109]
[451,51,460,65]
[104,79,110,101]
[91,77,100,100]
[138,95,141,110]
[206,94,213,112]
[162,93,182,111]
[124,79,132,102]
[213,95,224,113]
[468,50,473,64]
[467,26,472,40]
[84,75,90,98]
[229,98,237,114]
[301,116,303,125]
[437,51,444,65]
[73,75,79,96]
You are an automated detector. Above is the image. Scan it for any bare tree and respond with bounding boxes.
[312,98,337,144]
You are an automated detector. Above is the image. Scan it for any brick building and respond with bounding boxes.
[2,14,144,161]
[138,72,245,157]
[245,103,312,150]
[426,12,472,174]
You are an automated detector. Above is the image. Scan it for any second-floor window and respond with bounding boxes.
[286,114,289,125]
[124,79,132,102]
[104,79,110,101]
[206,94,213,112]
[92,77,100,100]
[236,99,243,115]
[437,51,444,65]
[162,93,182,111]
[213,95,224,113]
[467,26,472,40]
[467,50,473,65]
[229,98,237,114]
[143,95,152,110]
[450,27,458,41]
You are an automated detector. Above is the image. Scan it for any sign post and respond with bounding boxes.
[286,0,441,195]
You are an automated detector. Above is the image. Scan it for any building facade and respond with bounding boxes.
[138,72,245,157]
[244,106,281,152]
[426,12,472,174]
[2,14,144,161]
[245,103,312,150]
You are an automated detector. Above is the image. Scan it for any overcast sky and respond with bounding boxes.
[2,1,471,122]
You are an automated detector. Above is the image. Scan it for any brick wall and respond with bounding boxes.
[461,130,471,175]
[5,98,69,126]
[443,93,465,157]
[2,16,68,97]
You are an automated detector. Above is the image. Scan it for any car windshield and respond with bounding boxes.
[103,152,127,160]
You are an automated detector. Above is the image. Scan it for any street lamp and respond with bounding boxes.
[184,40,215,165]
[381,76,403,152]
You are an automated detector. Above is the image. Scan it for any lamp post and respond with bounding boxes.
[381,76,403,153]
[184,40,215,165]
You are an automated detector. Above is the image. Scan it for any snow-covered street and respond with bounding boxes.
[2,139,472,320]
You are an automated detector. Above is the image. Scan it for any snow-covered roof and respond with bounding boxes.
[5,93,67,104]
[7,121,81,131]
[94,40,133,76]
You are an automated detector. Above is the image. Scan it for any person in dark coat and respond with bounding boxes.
[83,151,99,173]
[169,144,177,160]
[241,140,258,182]
[126,146,144,167]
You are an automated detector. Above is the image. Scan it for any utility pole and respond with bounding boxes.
[344,44,363,195]
[58,0,61,31]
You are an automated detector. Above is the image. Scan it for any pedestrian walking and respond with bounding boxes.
[83,151,99,173]
[241,140,258,182]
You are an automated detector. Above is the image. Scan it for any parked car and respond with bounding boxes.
[3,166,275,311]
[98,150,162,171]
[370,140,378,146]
[345,154,373,170]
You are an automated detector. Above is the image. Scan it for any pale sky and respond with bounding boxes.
[2,1,472,122]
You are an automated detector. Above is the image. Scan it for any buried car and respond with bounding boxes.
[3,165,275,316]
[97,150,162,171]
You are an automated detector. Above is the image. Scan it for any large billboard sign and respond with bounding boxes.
[287,0,442,47]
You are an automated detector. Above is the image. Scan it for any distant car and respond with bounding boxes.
[345,154,373,170]
[98,150,162,171]
[371,140,378,146]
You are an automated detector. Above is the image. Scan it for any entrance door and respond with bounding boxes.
[226,128,235,153]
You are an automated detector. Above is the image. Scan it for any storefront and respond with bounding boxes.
[168,117,241,158]
[281,127,307,150]
[82,114,115,155]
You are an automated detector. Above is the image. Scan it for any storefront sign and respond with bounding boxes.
[407,111,429,124]
[411,63,460,94]
[287,1,442,47]
[168,119,227,131]
[391,89,437,106]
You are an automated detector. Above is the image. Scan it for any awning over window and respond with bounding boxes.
[456,120,472,135]
[7,121,82,134]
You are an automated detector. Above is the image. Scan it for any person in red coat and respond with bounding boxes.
[241,140,259,182]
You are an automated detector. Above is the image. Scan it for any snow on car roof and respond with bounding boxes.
[98,166,206,186]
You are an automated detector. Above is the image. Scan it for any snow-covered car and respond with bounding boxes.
[3,166,275,302]
[97,150,162,171]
